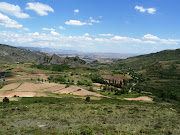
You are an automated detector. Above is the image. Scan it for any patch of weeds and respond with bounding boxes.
[79,126,93,135]
[0,120,6,126]
[139,128,157,134]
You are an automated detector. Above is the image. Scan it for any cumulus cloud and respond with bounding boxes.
[135,6,156,14]
[28,32,39,36]
[112,36,142,43]
[143,34,180,44]
[25,2,54,16]
[90,17,100,23]
[51,31,60,36]
[143,34,160,40]
[99,34,114,36]
[84,33,90,36]
[0,2,30,18]
[23,28,30,31]
[42,28,55,31]
[59,26,65,30]
[147,8,156,14]
[0,31,179,52]
[74,9,79,13]
[65,20,92,26]
[0,13,23,29]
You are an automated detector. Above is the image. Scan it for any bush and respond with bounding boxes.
[3,97,9,103]
[85,96,90,102]
[89,87,95,92]
[65,84,70,88]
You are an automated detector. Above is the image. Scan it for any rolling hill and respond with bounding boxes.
[112,49,180,102]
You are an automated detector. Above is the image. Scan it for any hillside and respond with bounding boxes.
[112,49,180,102]
[0,44,45,63]
[116,49,180,70]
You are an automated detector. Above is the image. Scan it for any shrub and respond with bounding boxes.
[3,97,9,103]
[65,84,70,88]
[85,96,90,102]
[89,87,95,92]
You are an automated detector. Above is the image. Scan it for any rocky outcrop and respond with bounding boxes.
[35,54,65,65]
[36,55,87,68]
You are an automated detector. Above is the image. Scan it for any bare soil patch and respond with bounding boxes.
[14,82,57,92]
[72,89,103,97]
[54,86,79,94]
[93,83,103,86]
[44,84,65,92]
[0,83,21,92]
[55,86,104,97]
[124,96,153,101]
[0,92,36,97]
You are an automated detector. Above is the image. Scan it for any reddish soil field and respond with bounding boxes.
[101,75,130,82]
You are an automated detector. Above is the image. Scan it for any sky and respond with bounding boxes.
[0,0,180,54]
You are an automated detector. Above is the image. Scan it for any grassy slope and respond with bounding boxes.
[0,97,179,135]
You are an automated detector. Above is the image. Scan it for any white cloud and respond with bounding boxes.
[25,2,54,16]
[23,28,30,31]
[51,31,60,36]
[160,39,179,45]
[90,17,100,23]
[135,6,146,13]
[28,32,39,36]
[99,34,114,36]
[144,40,157,44]
[135,5,156,14]
[65,20,92,26]
[0,13,23,29]
[143,34,160,40]
[143,34,180,44]
[84,33,90,36]
[59,26,65,30]
[147,8,156,14]
[74,9,79,13]
[112,36,142,43]
[0,2,30,18]
[42,28,55,31]
[0,31,179,53]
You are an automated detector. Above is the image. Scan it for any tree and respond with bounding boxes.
[3,97,9,103]
[123,79,127,86]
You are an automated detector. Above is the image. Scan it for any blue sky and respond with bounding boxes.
[0,0,179,54]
